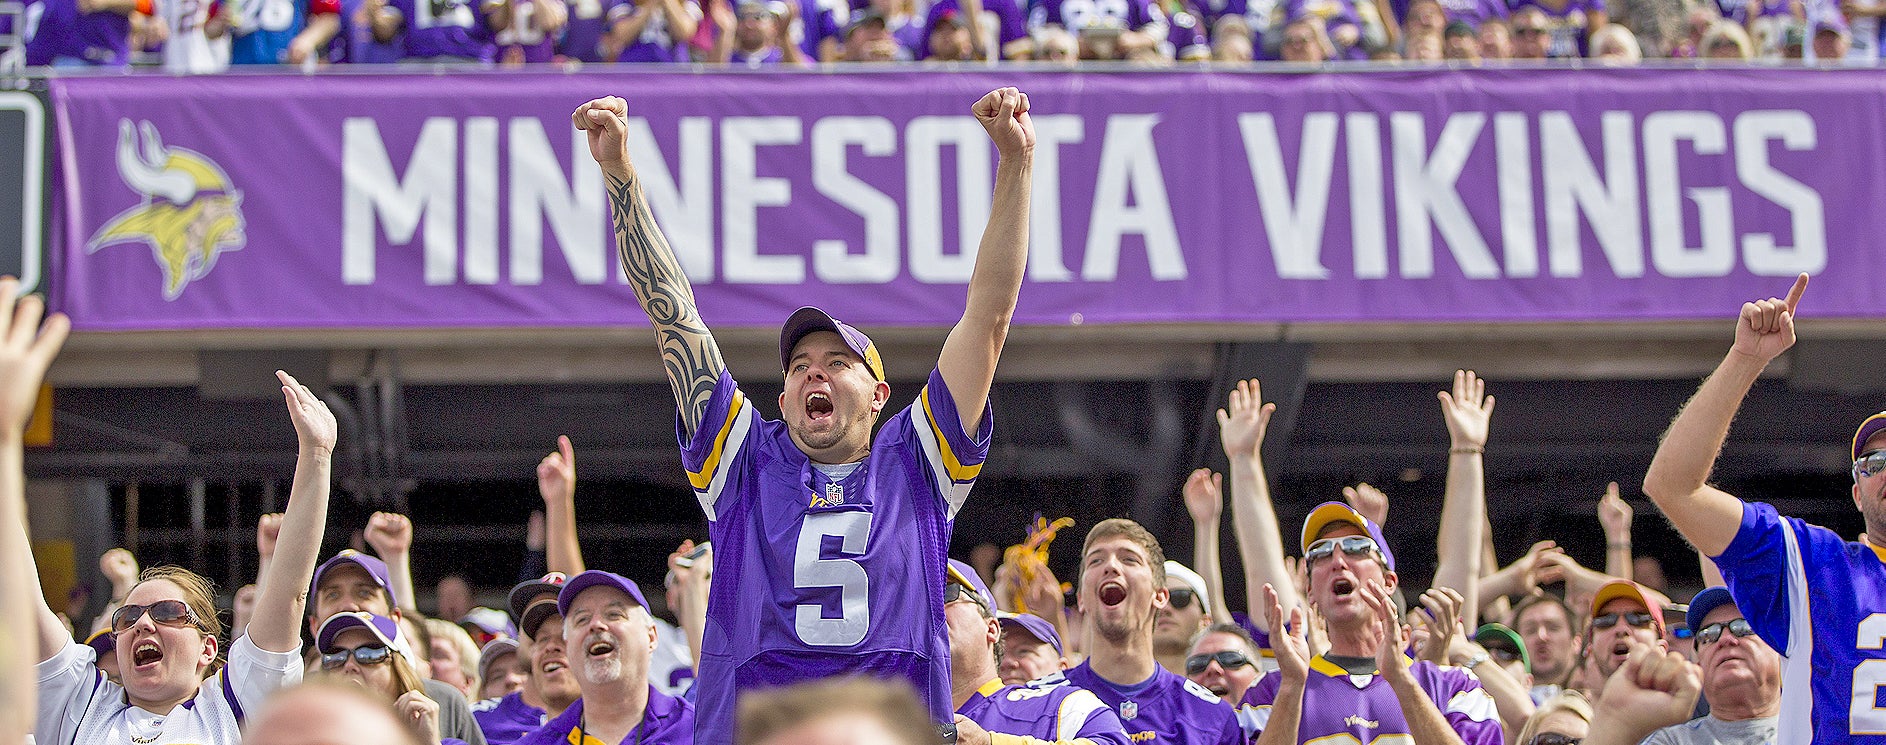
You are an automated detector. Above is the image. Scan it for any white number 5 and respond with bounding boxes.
[1852,614,1886,733]
[794,511,872,647]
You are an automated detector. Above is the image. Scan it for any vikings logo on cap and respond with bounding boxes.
[88,120,247,300]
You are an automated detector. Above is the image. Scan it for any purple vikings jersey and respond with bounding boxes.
[1714,501,1886,744]
[680,367,991,745]
[608,0,696,61]
[793,0,843,56]
[1437,0,1504,25]
[389,0,495,58]
[493,0,557,61]
[558,0,613,59]
[1062,663,1243,745]
[471,692,548,745]
[1027,0,1169,36]
[918,0,1025,57]
[1506,0,1599,56]
[958,678,1133,745]
[513,689,693,745]
[23,0,131,66]
[1241,657,1503,744]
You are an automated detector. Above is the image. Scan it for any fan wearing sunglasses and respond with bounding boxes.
[317,612,464,745]
[1578,580,1667,702]
[1183,623,1261,703]
[20,366,336,745]
[1588,587,1780,745]
[1240,502,1503,745]
[1154,561,1215,676]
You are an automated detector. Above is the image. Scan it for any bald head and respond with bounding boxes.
[243,683,421,745]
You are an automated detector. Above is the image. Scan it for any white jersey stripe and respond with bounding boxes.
[1779,518,1814,745]
[697,400,754,521]
[1055,688,1106,742]
[912,389,974,521]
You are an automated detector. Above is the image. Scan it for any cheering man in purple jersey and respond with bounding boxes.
[573,88,1034,745]
[1242,503,1502,745]
[1062,519,1245,745]
[1642,273,1886,744]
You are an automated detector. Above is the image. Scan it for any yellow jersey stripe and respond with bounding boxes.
[687,391,745,491]
[920,386,982,482]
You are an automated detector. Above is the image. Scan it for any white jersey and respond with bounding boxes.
[35,634,302,745]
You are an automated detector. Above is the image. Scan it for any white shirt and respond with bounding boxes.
[36,634,302,745]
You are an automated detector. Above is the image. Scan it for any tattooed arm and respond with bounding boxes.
[574,97,727,438]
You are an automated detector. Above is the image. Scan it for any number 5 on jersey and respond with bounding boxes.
[794,511,873,647]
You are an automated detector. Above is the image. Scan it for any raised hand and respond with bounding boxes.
[364,511,414,557]
[1215,378,1275,461]
[971,87,1034,158]
[99,548,140,593]
[1264,582,1311,683]
[256,513,284,561]
[1437,369,1494,450]
[1732,273,1808,364]
[1182,469,1223,525]
[1021,559,1064,619]
[572,96,631,171]
[1343,482,1388,528]
[537,435,576,505]
[1414,587,1464,664]
[1594,644,1702,738]
[1598,481,1633,541]
[1360,580,1411,680]
[277,371,336,455]
[394,689,443,745]
[0,277,69,437]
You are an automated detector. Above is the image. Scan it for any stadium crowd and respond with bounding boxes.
[4,0,1879,77]
[0,87,1862,745]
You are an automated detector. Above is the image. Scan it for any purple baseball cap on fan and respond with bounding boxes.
[946,559,996,609]
[998,613,1063,655]
[557,570,651,616]
[316,611,403,653]
[311,550,399,606]
[780,306,886,381]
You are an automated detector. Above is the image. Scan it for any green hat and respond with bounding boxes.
[1474,622,1530,673]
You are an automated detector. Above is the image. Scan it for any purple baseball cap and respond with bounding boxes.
[311,550,399,607]
[316,611,402,653]
[998,612,1063,656]
[1854,412,1886,460]
[946,559,996,609]
[84,628,115,658]
[780,306,886,381]
[1301,501,1396,571]
[557,570,650,616]
[507,572,569,626]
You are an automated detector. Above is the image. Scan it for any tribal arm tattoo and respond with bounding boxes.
[609,171,726,438]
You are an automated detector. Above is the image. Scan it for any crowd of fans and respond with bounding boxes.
[3,0,1878,76]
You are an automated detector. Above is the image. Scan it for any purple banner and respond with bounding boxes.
[48,69,1886,330]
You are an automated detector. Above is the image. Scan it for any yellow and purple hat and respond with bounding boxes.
[1300,501,1396,571]
[1854,412,1886,460]
[780,307,885,381]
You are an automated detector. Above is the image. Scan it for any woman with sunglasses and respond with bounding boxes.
[316,612,467,745]
[21,369,336,745]
[1512,691,1592,745]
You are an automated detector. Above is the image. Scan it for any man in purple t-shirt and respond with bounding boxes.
[945,561,1131,745]
[1240,503,1503,744]
[1062,519,1245,745]
[573,87,1035,745]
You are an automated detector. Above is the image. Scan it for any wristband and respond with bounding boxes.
[1462,652,1489,670]
[1449,446,1483,455]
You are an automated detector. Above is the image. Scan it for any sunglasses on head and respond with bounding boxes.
[1855,450,1886,479]
[1184,650,1254,674]
[1168,587,1197,610]
[1528,734,1580,745]
[1695,618,1756,647]
[1306,535,1379,564]
[1590,611,1656,630]
[321,644,395,670]
[111,599,202,635]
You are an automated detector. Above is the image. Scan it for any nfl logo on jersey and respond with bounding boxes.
[1119,701,1137,720]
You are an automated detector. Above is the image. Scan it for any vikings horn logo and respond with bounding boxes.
[87,120,247,300]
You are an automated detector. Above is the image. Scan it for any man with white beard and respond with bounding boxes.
[512,571,694,745]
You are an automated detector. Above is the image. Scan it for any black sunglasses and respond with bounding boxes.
[1306,535,1379,564]
[111,599,202,634]
[945,582,985,608]
[1528,734,1580,745]
[1590,611,1655,630]
[321,644,395,670]
[1695,618,1756,647]
[1184,650,1254,674]
[1168,587,1197,610]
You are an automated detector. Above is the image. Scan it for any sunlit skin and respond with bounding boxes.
[524,613,581,714]
[1516,601,1577,685]
[1079,536,1168,647]
[753,713,912,745]
[1852,432,1886,539]
[243,684,414,745]
[564,588,657,690]
[309,564,397,638]
[1695,605,1781,719]
[1185,631,1258,702]
[115,578,218,713]
[734,7,780,54]
[430,637,473,697]
[944,594,1001,708]
[778,331,890,464]
[1306,524,1396,638]
[325,627,398,698]
[998,624,1063,685]
[1153,576,1208,662]
[1587,597,1663,679]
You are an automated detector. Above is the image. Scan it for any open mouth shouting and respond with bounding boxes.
[805,392,834,422]
[1098,581,1128,607]
[586,639,617,659]
[540,658,568,675]
[1330,578,1357,598]
[131,640,164,670]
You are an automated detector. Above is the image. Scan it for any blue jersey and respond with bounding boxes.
[1715,500,1886,744]
[225,0,336,63]
[1240,657,1503,744]
[471,692,548,745]
[680,367,991,745]
[958,677,1132,745]
[512,689,693,745]
[1062,662,1243,745]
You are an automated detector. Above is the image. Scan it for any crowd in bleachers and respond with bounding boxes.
[2,0,1878,76]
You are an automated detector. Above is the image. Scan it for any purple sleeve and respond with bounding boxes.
[1073,706,1133,745]
[677,369,756,521]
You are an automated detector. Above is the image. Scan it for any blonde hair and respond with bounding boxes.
[1514,691,1594,744]
[1589,24,1641,60]
[1700,20,1753,59]
[130,566,225,678]
[424,618,483,693]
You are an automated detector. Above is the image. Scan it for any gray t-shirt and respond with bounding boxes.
[1641,715,1777,745]
[425,678,489,745]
